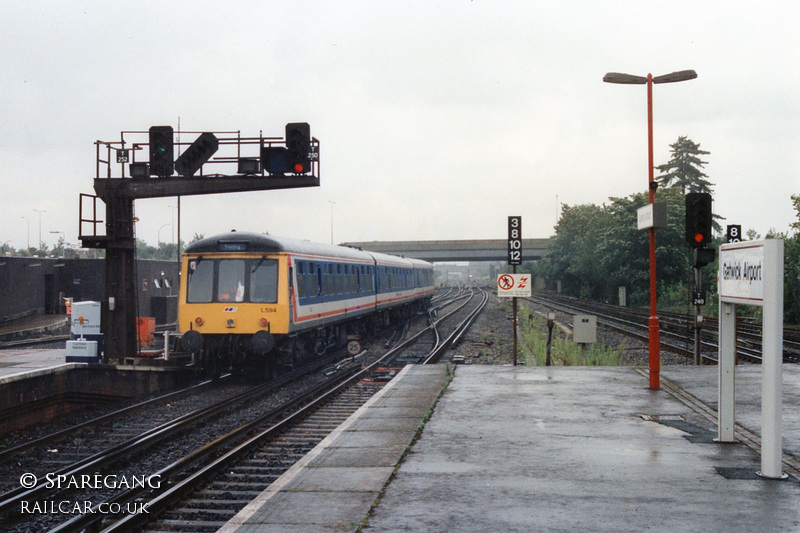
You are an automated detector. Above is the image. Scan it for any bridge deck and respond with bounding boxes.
[342,238,548,262]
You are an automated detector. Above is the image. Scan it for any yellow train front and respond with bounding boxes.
[179,231,434,378]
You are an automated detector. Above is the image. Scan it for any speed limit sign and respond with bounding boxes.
[347,340,361,355]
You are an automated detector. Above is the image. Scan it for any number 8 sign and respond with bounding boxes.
[727,224,742,243]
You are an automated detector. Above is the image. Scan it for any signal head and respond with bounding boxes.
[148,126,174,177]
[685,192,713,248]
[285,122,311,174]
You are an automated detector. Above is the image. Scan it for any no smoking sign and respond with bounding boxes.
[497,273,532,298]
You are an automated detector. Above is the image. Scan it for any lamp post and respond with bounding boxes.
[21,216,30,251]
[603,69,697,390]
[50,231,65,258]
[169,201,181,263]
[158,224,172,246]
[329,200,335,245]
[33,209,46,250]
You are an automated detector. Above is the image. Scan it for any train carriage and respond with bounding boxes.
[179,231,433,377]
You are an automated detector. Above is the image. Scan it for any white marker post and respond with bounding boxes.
[718,239,785,479]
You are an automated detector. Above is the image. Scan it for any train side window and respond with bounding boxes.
[250,258,278,303]
[295,262,307,299]
[324,264,334,295]
[305,263,317,296]
[346,265,354,293]
[219,259,246,302]
[187,258,214,303]
[335,264,343,294]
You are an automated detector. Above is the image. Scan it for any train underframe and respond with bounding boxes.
[195,299,429,380]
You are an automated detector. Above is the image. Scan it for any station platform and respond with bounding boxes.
[0,348,74,383]
[0,314,68,342]
[219,364,800,533]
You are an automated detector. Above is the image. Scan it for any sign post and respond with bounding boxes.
[718,239,785,479]
[508,217,522,365]
[497,272,531,366]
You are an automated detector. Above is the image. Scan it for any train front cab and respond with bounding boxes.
[178,250,291,376]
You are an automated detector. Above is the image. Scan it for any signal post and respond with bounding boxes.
[80,124,320,362]
[685,192,714,364]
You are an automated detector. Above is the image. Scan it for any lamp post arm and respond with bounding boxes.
[653,70,697,84]
[603,72,647,84]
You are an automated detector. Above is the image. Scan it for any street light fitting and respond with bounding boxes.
[603,70,697,85]
[652,70,697,84]
[603,72,647,85]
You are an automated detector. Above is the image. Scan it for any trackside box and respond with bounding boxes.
[71,301,101,336]
[70,301,103,355]
[66,340,100,363]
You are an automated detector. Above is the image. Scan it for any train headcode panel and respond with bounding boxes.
[508,216,522,266]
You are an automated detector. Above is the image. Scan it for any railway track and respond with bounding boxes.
[0,289,486,532]
[0,363,331,532]
[525,292,800,364]
[392,287,488,365]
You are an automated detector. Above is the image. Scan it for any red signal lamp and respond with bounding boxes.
[293,163,305,173]
[694,233,704,244]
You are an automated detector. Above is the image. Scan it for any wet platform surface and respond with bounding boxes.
[0,348,73,383]
[0,315,67,340]
[221,364,800,532]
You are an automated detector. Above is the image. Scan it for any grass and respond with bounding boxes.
[519,310,622,366]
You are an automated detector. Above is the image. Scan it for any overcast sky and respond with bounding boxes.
[2,1,798,252]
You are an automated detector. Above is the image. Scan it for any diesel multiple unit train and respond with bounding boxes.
[179,231,435,377]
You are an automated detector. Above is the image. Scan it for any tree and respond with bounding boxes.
[534,188,703,309]
[136,239,185,260]
[783,194,800,325]
[535,203,612,300]
[791,194,800,233]
[656,136,713,194]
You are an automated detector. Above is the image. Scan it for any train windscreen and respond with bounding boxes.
[186,258,278,303]
[187,259,214,303]
[249,259,278,303]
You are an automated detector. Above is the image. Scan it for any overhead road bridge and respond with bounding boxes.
[341,239,549,263]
